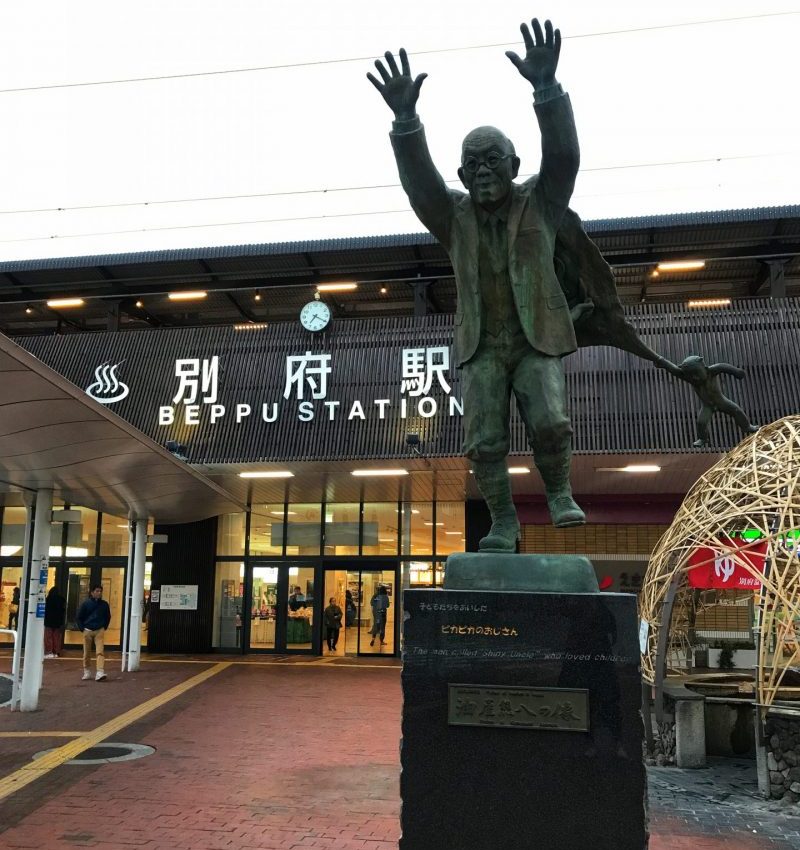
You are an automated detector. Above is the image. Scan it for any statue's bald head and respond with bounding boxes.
[461,126,516,158]
[459,126,520,211]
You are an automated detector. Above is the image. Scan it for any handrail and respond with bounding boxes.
[0,628,19,709]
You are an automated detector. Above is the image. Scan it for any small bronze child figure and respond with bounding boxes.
[661,355,759,447]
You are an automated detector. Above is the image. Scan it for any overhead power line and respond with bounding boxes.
[0,166,795,246]
[0,11,794,95]
[0,152,788,216]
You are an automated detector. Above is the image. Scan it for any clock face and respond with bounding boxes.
[299,301,331,332]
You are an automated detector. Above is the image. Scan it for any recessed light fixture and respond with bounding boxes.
[254,291,262,302]
[657,260,706,272]
[444,531,462,535]
[234,322,268,330]
[135,300,144,308]
[508,466,530,474]
[351,468,408,477]
[687,298,731,309]
[380,286,388,294]
[168,290,207,301]
[424,521,445,527]
[317,282,357,293]
[47,298,84,308]
[238,471,294,479]
[25,307,33,315]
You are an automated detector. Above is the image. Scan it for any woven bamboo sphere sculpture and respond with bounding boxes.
[640,415,800,708]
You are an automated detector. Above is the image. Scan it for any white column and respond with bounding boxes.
[120,523,134,673]
[127,519,148,672]
[19,489,53,711]
[10,501,33,710]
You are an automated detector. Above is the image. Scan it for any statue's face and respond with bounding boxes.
[681,355,706,376]
[459,128,520,211]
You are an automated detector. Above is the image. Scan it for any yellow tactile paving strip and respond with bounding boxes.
[0,661,231,803]
[0,732,84,738]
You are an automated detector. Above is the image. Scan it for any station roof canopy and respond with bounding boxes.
[0,334,245,523]
[0,204,798,336]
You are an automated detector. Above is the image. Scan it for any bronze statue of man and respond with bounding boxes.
[369,18,584,552]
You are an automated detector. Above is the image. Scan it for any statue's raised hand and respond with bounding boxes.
[367,49,427,122]
[506,18,561,89]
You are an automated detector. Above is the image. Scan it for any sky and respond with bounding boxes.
[0,1,797,262]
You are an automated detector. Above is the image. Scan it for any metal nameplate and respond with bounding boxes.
[448,684,589,732]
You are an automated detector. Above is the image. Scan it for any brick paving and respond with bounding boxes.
[1,652,800,848]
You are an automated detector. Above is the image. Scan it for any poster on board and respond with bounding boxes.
[160,584,198,610]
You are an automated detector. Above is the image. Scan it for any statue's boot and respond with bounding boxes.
[538,454,586,528]
[473,460,519,552]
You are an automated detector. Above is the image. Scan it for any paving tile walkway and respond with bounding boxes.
[1,653,800,848]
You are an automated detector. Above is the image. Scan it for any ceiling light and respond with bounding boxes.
[254,291,262,302]
[597,464,661,473]
[656,260,706,272]
[25,307,33,315]
[47,298,84,308]
[317,282,357,293]
[687,298,731,309]
[234,322,268,330]
[444,531,462,535]
[411,509,420,514]
[135,300,144,308]
[238,471,294,479]
[351,469,408,477]
[168,290,207,301]
[508,466,530,475]
[380,286,388,294]
[379,537,395,543]
[424,522,445,526]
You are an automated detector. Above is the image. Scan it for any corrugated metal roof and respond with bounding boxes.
[1,204,797,275]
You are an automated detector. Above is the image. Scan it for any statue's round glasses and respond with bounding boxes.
[461,152,512,174]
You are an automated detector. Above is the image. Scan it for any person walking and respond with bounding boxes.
[323,596,343,652]
[7,585,20,630]
[369,585,390,648]
[75,584,111,681]
[43,585,66,658]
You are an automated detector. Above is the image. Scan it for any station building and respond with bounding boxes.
[0,205,798,659]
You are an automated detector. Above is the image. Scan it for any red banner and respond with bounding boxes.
[687,536,768,589]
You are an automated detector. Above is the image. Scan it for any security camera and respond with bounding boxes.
[165,440,189,461]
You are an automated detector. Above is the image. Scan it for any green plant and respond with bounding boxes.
[718,642,735,670]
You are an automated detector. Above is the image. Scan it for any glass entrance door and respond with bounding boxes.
[346,568,397,656]
[248,563,316,654]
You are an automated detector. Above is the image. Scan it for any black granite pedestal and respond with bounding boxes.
[400,588,647,850]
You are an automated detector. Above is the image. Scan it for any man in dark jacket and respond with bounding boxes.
[75,584,111,681]
[369,18,584,550]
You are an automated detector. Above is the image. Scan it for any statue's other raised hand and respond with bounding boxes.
[506,18,561,90]
[367,49,427,121]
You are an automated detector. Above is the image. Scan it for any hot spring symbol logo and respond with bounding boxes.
[86,361,130,404]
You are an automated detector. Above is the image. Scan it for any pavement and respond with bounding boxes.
[1,651,799,849]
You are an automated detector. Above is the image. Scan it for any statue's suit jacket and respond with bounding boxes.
[390,90,580,367]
